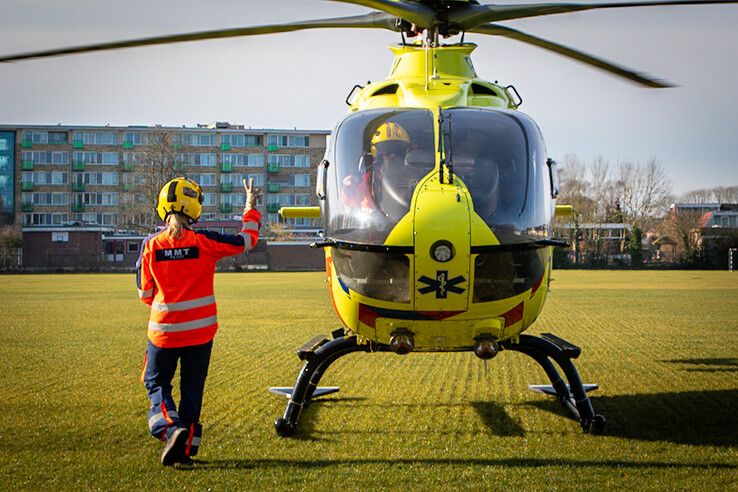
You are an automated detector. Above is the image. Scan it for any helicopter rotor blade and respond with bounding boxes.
[450,0,738,28]
[470,23,673,88]
[324,0,438,27]
[0,12,401,63]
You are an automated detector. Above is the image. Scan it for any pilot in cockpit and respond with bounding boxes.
[340,121,411,212]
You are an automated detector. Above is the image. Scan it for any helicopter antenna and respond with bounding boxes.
[446,113,454,184]
[437,110,445,184]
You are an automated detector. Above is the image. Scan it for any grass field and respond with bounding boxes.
[0,270,736,490]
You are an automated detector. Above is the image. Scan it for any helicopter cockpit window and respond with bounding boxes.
[326,109,435,244]
[444,108,553,243]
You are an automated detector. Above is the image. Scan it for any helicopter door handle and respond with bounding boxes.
[345,84,364,106]
[317,159,330,200]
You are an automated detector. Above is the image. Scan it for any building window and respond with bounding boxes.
[268,154,310,168]
[127,242,139,253]
[241,173,265,187]
[95,132,119,145]
[73,132,94,145]
[76,192,119,206]
[293,174,310,187]
[267,193,310,206]
[267,134,309,148]
[24,171,68,185]
[188,173,216,187]
[51,152,69,164]
[124,132,143,146]
[76,172,119,185]
[100,152,119,165]
[48,132,68,144]
[24,213,68,225]
[222,134,262,148]
[24,131,49,144]
[191,134,216,146]
[202,193,216,206]
[24,192,69,206]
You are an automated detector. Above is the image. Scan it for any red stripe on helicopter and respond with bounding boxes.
[358,304,464,328]
[502,301,524,327]
[530,273,544,298]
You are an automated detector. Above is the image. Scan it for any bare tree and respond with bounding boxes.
[615,157,672,227]
[119,131,184,232]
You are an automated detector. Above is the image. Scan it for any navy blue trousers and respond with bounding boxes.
[143,340,212,456]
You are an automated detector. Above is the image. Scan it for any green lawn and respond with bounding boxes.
[0,271,736,490]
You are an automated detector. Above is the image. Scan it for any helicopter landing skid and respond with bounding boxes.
[272,331,605,437]
[502,334,606,434]
[273,330,379,437]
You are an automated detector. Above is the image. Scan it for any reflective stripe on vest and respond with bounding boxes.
[138,288,153,299]
[148,315,218,333]
[151,295,215,313]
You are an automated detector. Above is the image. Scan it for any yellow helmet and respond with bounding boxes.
[371,121,410,157]
[156,177,203,223]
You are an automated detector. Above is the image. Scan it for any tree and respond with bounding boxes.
[629,225,644,267]
[118,131,184,232]
[615,157,672,227]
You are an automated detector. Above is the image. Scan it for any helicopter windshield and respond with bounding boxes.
[444,108,553,243]
[326,109,435,244]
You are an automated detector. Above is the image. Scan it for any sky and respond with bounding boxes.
[0,0,737,195]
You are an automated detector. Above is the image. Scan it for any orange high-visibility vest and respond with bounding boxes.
[136,209,261,348]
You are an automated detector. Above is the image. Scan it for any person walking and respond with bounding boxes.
[136,176,261,466]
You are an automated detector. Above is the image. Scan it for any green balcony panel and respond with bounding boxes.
[72,162,86,171]
[21,182,34,191]
[220,162,233,173]
[268,163,280,173]
[22,203,34,212]
[122,162,134,172]
[22,161,34,171]
[72,183,85,192]
[220,203,233,213]
[267,183,281,193]
[21,140,33,149]
[73,141,84,149]
[267,145,278,151]
[220,143,231,151]
[72,204,85,212]
[267,203,280,213]
[220,183,233,193]
[122,141,135,149]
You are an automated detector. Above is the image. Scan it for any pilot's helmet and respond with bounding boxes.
[156,176,204,223]
[371,121,410,159]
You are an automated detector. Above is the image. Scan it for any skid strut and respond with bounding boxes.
[272,331,604,436]
[502,333,606,433]
[272,331,377,437]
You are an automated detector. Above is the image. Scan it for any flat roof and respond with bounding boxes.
[0,124,330,134]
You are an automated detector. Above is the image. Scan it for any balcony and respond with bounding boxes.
[220,203,233,213]
[267,183,281,193]
[267,163,280,173]
[72,183,86,192]
[22,160,34,171]
[21,140,33,149]
[122,182,133,192]
[71,203,85,212]
[220,162,233,173]
[122,141,135,149]
[21,182,34,191]
[220,143,231,151]
[220,182,233,193]
[22,203,33,212]
[72,161,86,171]
[122,162,134,172]
[267,203,280,213]
[72,141,84,149]
[267,145,278,152]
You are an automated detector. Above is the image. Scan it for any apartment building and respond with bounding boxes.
[0,123,328,230]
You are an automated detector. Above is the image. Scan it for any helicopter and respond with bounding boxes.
[3,0,737,438]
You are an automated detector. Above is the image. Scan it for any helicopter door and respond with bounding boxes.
[412,181,471,314]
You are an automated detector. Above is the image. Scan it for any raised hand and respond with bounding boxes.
[243,178,260,211]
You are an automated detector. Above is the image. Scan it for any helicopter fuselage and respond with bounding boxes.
[300,42,560,353]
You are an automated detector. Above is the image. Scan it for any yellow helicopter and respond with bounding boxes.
[3,0,737,438]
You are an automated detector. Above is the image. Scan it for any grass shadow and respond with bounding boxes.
[471,401,525,437]
[188,457,737,472]
[660,358,738,373]
[527,388,738,447]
